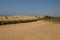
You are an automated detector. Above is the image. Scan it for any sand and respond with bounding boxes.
[0,16,37,21]
[0,20,60,40]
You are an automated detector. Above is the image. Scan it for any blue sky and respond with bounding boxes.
[0,0,60,16]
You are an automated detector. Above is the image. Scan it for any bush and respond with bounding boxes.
[0,19,39,25]
[43,15,52,19]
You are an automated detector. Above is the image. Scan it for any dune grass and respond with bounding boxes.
[0,15,60,25]
[0,19,39,25]
[43,18,60,24]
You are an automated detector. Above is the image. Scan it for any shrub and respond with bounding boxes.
[43,15,52,19]
[0,19,39,25]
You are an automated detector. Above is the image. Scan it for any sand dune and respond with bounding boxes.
[0,16,40,21]
[0,20,60,40]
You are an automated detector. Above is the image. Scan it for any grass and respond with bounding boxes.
[0,16,60,25]
[43,18,60,24]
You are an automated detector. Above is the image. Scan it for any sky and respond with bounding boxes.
[0,0,60,16]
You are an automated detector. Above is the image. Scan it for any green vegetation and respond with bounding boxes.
[44,18,60,23]
[43,16,60,23]
[0,15,60,25]
[0,19,39,25]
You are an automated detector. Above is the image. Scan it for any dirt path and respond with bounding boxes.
[0,20,60,40]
